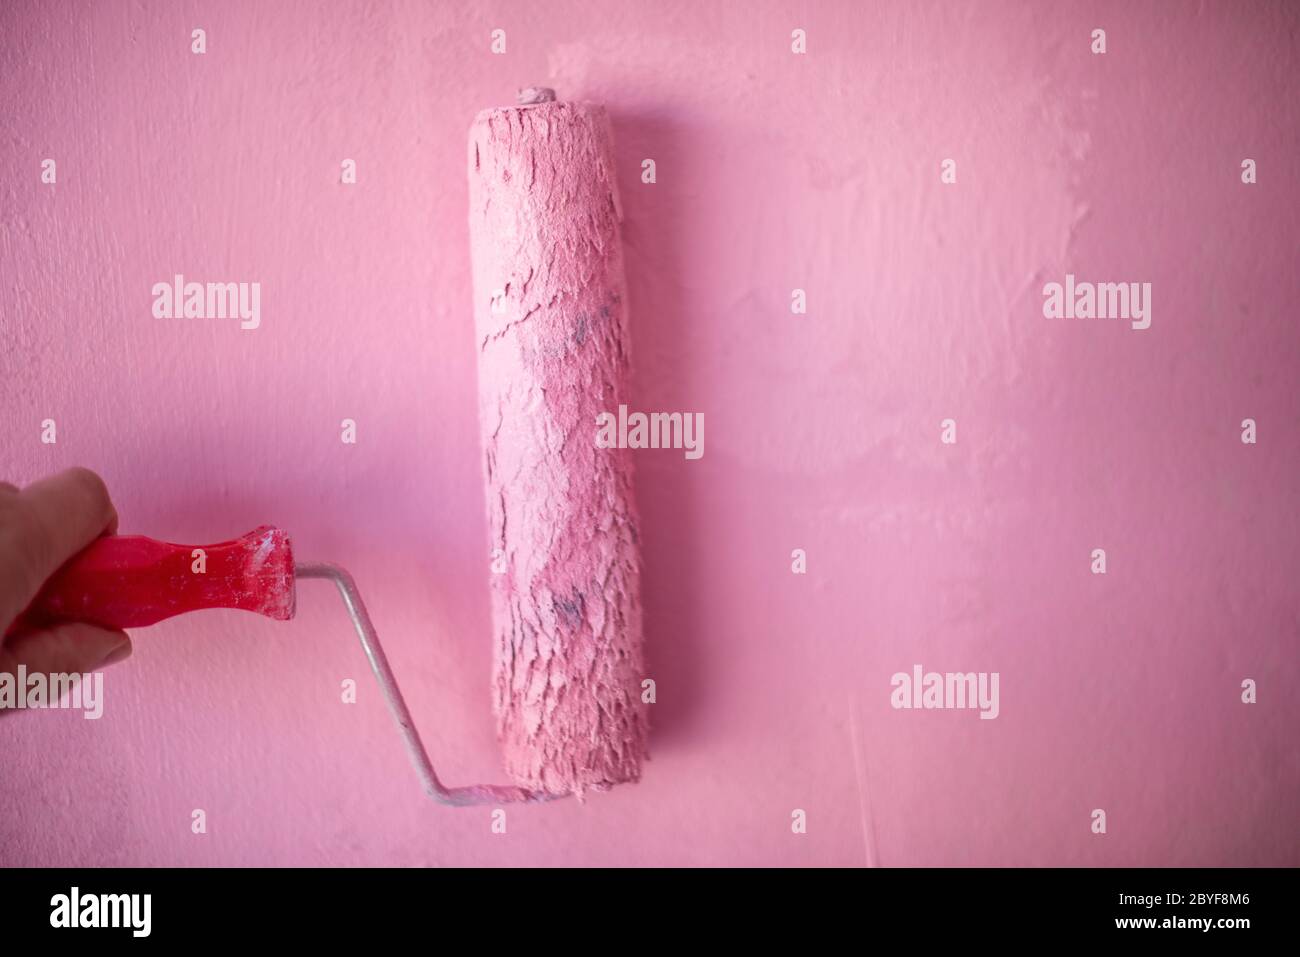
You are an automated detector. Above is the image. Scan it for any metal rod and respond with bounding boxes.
[295,562,562,807]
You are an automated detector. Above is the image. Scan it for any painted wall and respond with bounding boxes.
[1,0,1296,866]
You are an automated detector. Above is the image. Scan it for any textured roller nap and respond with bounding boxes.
[468,98,648,796]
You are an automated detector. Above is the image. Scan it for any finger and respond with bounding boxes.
[0,468,117,625]
[0,622,131,688]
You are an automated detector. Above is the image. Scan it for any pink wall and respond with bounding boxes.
[2,0,1297,866]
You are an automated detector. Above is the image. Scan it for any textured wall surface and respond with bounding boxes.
[1,0,1297,866]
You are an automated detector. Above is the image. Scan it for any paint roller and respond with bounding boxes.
[11,89,648,804]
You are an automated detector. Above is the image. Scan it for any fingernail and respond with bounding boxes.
[99,642,132,668]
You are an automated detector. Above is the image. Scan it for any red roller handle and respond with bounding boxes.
[8,526,296,635]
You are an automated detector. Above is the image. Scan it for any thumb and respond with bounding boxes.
[0,623,131,690]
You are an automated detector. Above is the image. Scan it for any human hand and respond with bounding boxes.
[1,468,132,704]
